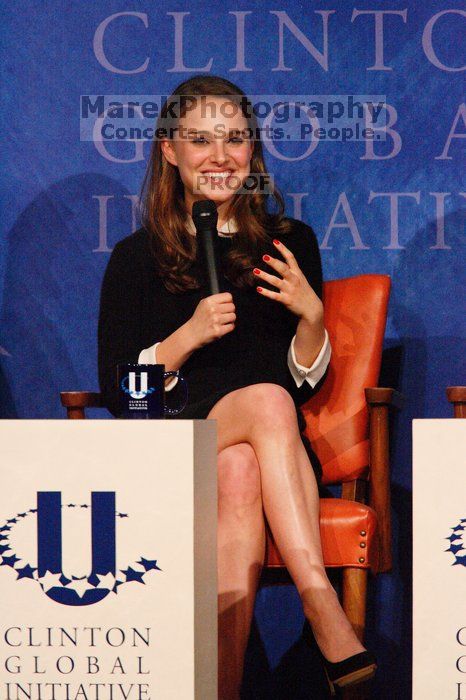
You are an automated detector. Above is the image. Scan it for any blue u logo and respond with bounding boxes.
[37,492,116,607]
[0,492,160,605]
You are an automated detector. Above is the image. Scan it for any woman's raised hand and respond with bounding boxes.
[254,239,323,324]
[186,292,236,349]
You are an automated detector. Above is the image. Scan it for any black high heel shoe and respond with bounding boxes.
[319,649,377,695]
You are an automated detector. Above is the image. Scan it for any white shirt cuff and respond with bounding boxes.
[287,328,331,389]
[137,342,179,391]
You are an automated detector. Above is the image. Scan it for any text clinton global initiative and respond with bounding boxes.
[2,626,153,700]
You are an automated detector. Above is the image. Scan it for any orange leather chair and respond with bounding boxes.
[61,274,401,650]
[261,274,402,656]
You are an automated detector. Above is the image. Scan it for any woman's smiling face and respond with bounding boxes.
[161,97,253,218]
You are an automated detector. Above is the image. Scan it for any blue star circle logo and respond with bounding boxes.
[0,499,162,606]
[445,518,466,567]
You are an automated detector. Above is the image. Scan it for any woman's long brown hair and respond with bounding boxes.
[139,75,292,293]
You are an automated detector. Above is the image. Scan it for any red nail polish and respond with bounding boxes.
[256,287,263,292]
[253,268,261,275]
[262,254,270,262]
[273,239,280,245]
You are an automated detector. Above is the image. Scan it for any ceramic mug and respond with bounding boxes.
[118,364,188,418]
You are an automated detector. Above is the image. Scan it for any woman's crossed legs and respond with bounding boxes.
[211,383,365,700]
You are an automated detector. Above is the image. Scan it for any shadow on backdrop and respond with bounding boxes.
[0,173,134,418]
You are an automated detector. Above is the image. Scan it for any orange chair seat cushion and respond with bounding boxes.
[265,498,378,569]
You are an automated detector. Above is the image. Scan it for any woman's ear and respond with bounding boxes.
[161,139,178,167]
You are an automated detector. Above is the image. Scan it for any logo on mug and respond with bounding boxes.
[0,492,161,607]
[120,371,156,400]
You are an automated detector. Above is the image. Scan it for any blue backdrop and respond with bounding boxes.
[1,2,465,697]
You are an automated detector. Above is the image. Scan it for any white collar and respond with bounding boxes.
[186,215,238,237]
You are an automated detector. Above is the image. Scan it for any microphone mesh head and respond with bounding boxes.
[192,200,218,231]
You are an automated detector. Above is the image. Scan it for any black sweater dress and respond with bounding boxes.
[98,217,328,483]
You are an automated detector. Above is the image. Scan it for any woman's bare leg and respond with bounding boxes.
[207,383,365,663]
[216,443,265,700]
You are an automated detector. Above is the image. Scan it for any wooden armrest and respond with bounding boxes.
[446,386,466,418]
[60,391,102,408]
[364,387,402,573]
[365,387,404,411]
[60,391,102,418]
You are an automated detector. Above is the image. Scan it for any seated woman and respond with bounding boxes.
[98,74,376,699]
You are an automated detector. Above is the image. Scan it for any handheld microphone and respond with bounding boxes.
[192,199,222,295]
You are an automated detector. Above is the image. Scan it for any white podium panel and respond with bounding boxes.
[0,420,217,700]
[413,419,466,700]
